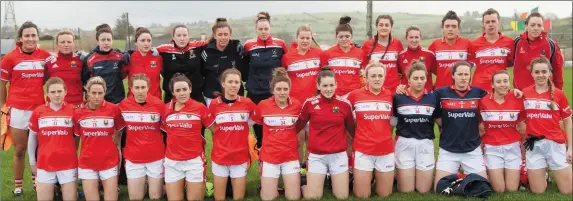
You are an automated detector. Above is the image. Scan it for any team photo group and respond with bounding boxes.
[0,6,571,201]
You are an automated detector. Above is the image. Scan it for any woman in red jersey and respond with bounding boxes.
[252,68,302,200]
[347,61,395,198]
[397,26,436,91]
[362,15,404,93]
[320,16,364,99]
[296,67,355,199]
[124,27,163,99]
[162,73,214,201]
[44,30,84,107]
[522,58,572,194]
[282,24,322,168]
[0,21,52,196]
[478,70,526,192]
[27,77,77,201]
[118,74,165,200]
[208,68,256,201]
[73,76,125,201]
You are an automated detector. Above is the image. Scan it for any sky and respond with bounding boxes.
[2,1,572,29]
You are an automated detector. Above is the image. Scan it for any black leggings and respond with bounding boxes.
[247,92,272,149]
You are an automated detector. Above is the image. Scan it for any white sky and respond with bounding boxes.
[2,1,571,29]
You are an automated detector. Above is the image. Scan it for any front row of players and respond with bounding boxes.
[29,57,572,201]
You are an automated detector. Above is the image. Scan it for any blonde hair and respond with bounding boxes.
[55,30,74,43]
[529,57,555,110]
[407,60,428,79]
[45,77,66,91]
[296,24,320,48]
[364,60,387,77]
[85,76,106,92]
[129,73,150,88]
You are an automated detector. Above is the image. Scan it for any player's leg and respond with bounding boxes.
[281,161,301,200]
[395,137,415,193]
[125,160,147,200]
[303,153,327,199]
[373,153,395,197]
[353,151,374,198]
[329,152,349,199]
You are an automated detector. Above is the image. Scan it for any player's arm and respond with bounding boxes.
[0,80,6,108]
[0,56,12,108]
[27,130,38,168]
[551,42,565,89]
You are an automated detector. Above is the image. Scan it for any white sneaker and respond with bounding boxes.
[13,188,23,196]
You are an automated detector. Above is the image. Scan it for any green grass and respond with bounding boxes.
[2,68,572,201]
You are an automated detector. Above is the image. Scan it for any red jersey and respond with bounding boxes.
[470,33,514,91]
[0,42,52,110]
[162,99,213,161]
[251,96,301,164]
[282,47,322,103]
[479,93,526,145]
[119,95,165,163]
[209,96,256,165]
[74,101,125,170]
[297,94,354,155]
[428,36,471,89]
[512,32,564,90]
[397,46,436,91]
[361,37,404,92]
[44,52,84,106]
[28,103,77,171]
[320,44,364,96]
[347,87,394,155]
[125,51,163,99]
[523,86,572,143]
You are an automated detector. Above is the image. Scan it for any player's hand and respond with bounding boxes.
[31,165,37,176]
[395,84,407,95]
[151,47,160,56]
[513,89,523,99]
[567,148,572,164]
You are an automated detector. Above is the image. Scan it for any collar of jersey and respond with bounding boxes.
[256,34,274,45]
[44,101,68,111]
[168,98,196,110]
[441,36,464,44]
[216,95,243,104]
[449,85,472,97]
[405,87,428,99]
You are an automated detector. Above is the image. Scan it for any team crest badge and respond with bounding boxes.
[509,113,515,119]
[426,106,431,113]
[231,60,236,67]
[420,56,425,63]
[187,114,192,118]
[541,49,546,56]
[240,113,246,120]
[151,61,156,68]
[103,119,109,125]
[353,61,358,66]
[291,118,296,124]
[385,104,390,110]
[151,114,156,121]
[471,101,476,108]
[333,106,339,113]
[313,60,318,66]
[501,49,506,55]
[459,52,464,58]
[70,61,77,68]
[64,119,70,125]
[172,54,176,60]
[547,102,553,110]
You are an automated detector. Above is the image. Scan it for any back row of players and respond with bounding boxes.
[0,8,570,201]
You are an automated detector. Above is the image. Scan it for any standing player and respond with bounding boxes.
[27,77,78,201]
[0,21,52,196]
[118,74,165,200]
[243,16,288,151]
[347,61,395,198]
[124,27,163,99]
[428,11,471,89]
[522,58,571,194]
[397,26,436,91]
[512,13,564,90]
[162,73,214,201]
[320,16,364,99]
[361,15,404,93]
[393,61,440,194]
[209,68,256,201]
[44,30,84,107]
[81,24,129,104]
[73,76,125,201]
[470,8,514,92]
[252,68,302,200]
[479,70,526,192]
[296,67,355,200]
[282,24,322,167]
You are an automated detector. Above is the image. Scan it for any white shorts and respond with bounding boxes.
[484,142,522,170]
[354,151,395,172]
[78,165,118,180]
[395,137,435,171]
[260,160,300,178]
[526,139,569,171]
[211,161,248,178]
[9,108,32,130]
[436,147,486,174]
[164,155,206,183]
[307,151,348,175]
[125,159,164,179]
[37,168,78,184]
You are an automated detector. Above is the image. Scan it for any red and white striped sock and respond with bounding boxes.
[14,179,23,189]
[31,174,36,186]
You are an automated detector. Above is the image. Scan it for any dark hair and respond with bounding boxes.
[134,27,152,42]
[368,15,394,60]
[482,8,500,22]
[316,67,336,95]
[405,26,421,38]
[95,24,113,41]
[18,21,39,39]
[215,68,242,97]
[441,11,461,27]
[490,70,510,92]
[335,16,353,35]
[529,57,555,109]
[169,73,192,93]
[257,11,271,23]
[256,16,270,24]
[212,18,232,39]
[407,60,428,79]
[525,13,544,25]
[171,24,188,37]
[271,67,291,90]
[452,61,472,75]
